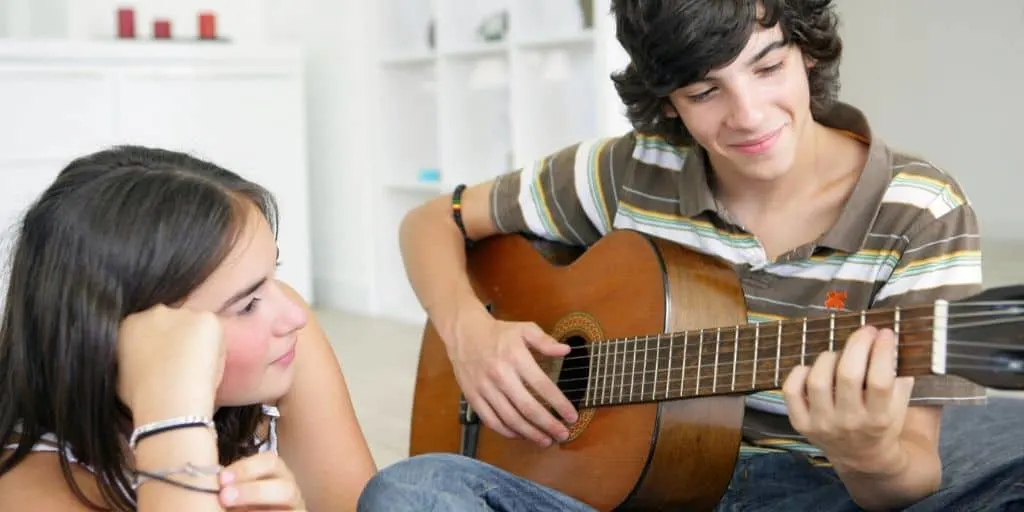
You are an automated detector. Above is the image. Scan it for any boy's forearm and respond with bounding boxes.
[399,199,487,342]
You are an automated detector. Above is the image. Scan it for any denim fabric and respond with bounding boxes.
[357,398,1024,511]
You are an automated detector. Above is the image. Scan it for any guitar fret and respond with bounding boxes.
[585,342,594,407]
[823,313,831,354]
[800,318,807,366]
[894,307,901,371]
[591,342,598,407]
[641,336,649,404]
[610,339,618,403]
[598,337,606,405]
[731,327,739,391]
[696,329,704,395]
[621,338,629,404]
[680,331,688,397]
[652,334,660,400]
[630,337,638,403]
[665,333,673,399]
[774,320,782,387]
[860,310,866,326]
[713,327,721,393]
[751,323,759,388]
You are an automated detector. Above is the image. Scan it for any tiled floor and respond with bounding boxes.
[315,306,1023,471]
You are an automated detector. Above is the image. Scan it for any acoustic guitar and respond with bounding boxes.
[408,229,1024,511]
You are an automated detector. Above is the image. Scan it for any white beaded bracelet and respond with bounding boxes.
[129,415,217,451]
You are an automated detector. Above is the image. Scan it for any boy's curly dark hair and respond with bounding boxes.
[610,0,843,146]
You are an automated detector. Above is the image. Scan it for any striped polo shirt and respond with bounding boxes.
[487,101,987,459]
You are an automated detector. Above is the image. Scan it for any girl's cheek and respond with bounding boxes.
[217,326,271,397]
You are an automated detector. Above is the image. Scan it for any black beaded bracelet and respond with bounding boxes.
[451,184,474,250]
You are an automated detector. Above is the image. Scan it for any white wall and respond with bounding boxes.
[272,0,378,315]
[835,0,1024,241]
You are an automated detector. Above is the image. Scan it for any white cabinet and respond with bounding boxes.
[0,41,313,305]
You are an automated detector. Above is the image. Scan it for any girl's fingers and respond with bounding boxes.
[220,478,302,509]
[220,451,285,486]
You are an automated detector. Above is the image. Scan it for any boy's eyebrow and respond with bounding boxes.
[747,39,787,65]
[687,39,788,87]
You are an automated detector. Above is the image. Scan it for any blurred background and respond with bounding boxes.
[1,0,1021,467]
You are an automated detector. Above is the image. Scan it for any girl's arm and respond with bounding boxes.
[275,282,377,511]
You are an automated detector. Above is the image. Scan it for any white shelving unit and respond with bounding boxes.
[371,0,627,324]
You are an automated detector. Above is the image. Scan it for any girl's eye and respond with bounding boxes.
[240,297,262,316]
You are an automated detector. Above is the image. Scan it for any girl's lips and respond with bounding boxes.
[272,344,296,366]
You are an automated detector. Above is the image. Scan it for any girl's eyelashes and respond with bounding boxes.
[239,296,262,316]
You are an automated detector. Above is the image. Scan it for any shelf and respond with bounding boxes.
[386,181,444,194]
[380,51,436,66]
[512,0,594,44]
[439,42,508,60]
[379,61,439,189]
[515,30,594,50]
[435,0,509,53]
[378,0,435,58]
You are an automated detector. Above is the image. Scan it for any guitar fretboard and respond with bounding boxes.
[581,305,938,407]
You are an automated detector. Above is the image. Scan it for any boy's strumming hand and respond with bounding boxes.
[446,307,579,447]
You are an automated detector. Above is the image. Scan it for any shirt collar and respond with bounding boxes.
[675,101,891,253]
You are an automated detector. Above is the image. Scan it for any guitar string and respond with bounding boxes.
[550,343,1007,390]
[553,318,1023,380]
[553,356,1018,403]
[539,320,1024,398]
[549,308,1024,364]
[554,307,1022,363]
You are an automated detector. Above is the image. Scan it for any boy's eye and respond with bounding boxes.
[758,61,784,74]
[687,87,716,102]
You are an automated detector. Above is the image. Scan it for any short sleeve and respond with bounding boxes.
[489,133,635,246]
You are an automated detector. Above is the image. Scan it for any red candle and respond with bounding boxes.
[198,12,217,40]
[117,8,136,39]
[153,19,171,39]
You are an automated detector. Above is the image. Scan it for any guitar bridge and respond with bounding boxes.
[458,395,480,458]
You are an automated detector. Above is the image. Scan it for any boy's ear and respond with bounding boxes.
[662,99,679,118]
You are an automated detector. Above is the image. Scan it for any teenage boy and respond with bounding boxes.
[359,1,1024,510]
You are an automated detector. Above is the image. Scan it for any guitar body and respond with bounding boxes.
[409,230,751,511]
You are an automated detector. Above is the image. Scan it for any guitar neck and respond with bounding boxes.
[581,303,944,408]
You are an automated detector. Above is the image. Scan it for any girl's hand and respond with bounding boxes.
[118,304,226,420]
[218,451,306,511]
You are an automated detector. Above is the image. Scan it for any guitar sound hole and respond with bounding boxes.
[557,335,591,409]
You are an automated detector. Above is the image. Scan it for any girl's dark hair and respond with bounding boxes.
[0,145,279,510]
[610,0,843,145]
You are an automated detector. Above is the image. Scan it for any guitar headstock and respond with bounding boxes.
[943,285,1024,390]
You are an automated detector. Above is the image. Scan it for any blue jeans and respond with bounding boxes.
[358,398,1024,511]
